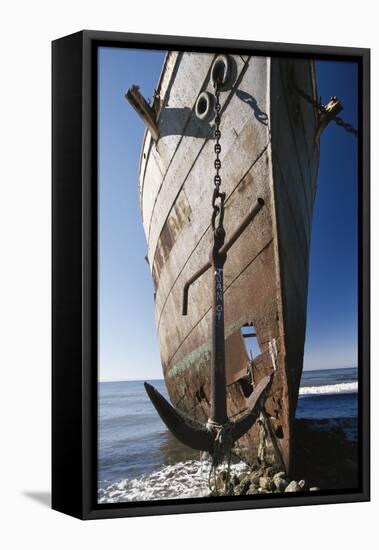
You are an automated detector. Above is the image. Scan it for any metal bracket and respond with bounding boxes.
[315,96,343,143]
[125,85,160,141]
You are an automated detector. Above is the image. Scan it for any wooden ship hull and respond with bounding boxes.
[132,52,320,473]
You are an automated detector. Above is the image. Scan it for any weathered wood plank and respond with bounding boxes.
[269,96,313,248]
[155,52,180,111]
[276,59,319,225]
[149,57,270,278]
[138,52,180,211]
[153,129,270,320]
[141,152,165,232]
[156,153,274,369]
[270,58,319,414]
[146,55,252,265]
[154,52,215,176]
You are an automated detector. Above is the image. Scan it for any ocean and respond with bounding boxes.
[98,367,358,503]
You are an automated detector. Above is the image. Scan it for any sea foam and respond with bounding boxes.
[98,459,249,503]
[299,382,358,396]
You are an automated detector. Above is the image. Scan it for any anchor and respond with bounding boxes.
[144,70,272,465]
[144,197,271,461]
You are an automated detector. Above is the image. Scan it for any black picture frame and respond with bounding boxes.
[52,30,370,520]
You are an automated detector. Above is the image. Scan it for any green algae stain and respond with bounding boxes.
[167,316,247,380]
[167,341,211,380]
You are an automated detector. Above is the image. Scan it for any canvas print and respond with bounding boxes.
[97,47,359,504]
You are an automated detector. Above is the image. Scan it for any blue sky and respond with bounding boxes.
[98,48,358,381]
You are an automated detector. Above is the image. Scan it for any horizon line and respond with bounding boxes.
[99,364,357,383]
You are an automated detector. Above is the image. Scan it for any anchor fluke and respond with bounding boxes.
[144,373,271,456]
[144,382,214,452]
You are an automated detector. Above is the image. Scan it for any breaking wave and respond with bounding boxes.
[98,459,249,503]
[299,382,358,396]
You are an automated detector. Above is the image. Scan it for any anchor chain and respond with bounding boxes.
[211,80,226,234]
[295,86,358,137]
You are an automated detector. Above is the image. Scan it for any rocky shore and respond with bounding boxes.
[212,419,358,496]
[213,465,318,496]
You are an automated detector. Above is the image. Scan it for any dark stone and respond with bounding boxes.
[250,471,262,487]
[219,471,228,482]
[232,474,240,486]
[264,466,276,477]
[240,479,252,495]
[274,477,288,492]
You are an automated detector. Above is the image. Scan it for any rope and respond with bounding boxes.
[206,419,234,495]
[257,413,267,464]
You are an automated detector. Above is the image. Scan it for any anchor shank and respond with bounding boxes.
[210,254,228,425]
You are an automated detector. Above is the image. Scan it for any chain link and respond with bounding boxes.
[334,116,358,136]
[211,80,226,234]
[295,86,358,137]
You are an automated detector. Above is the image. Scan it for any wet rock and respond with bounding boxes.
[309,487,320,491]
[246,486,259,495]
[259,476,275,491]
[250,471,262,487]
[274,477,288,492]
[219,471,228,482]
[225,483,234,496]
[232,474,240,486]
[264,466,276,477]
[284,481,302,492]
[272,471,288,491]
[238,479,252,495]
